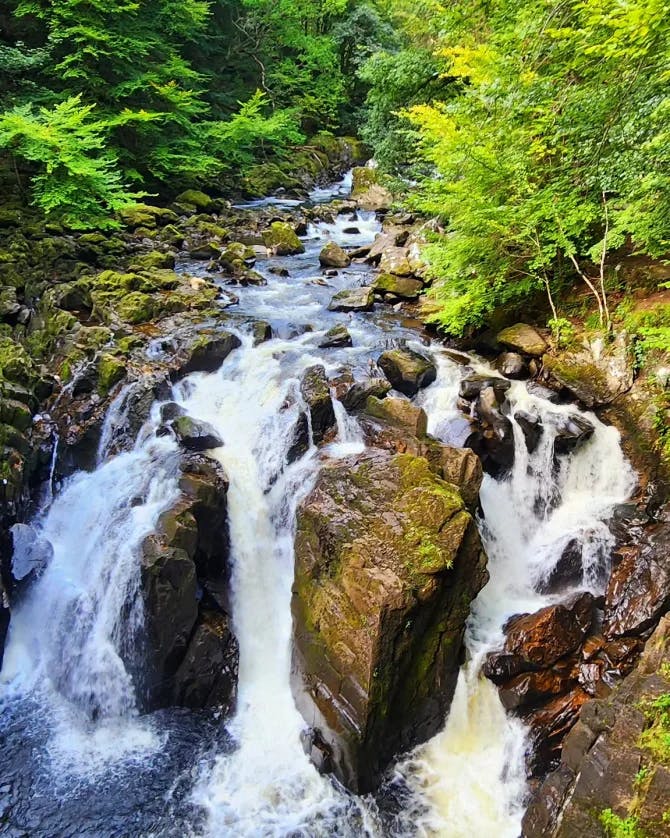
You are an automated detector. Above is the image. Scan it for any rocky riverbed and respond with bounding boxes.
[0,161,669,836]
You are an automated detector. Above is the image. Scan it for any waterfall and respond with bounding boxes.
[0,193,637,836]
[394,360,636,836]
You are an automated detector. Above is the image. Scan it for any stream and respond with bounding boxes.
[0,176,635,837]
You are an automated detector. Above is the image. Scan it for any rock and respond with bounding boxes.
[351,167,393,211]
[536,539,584,594]
[522,616,670,837]
[442,348,472,366]
[364,396,428,437]
[474,386,516,475]
[172,331,241,379]
[604,517,670,638]
[262,222,305,256]
[140,453,235,709]
[377,348,437,397]
[373,273,423,299]
[497,323,548,357]
[292,450,488,792]
[459,374,511,403]
[523,689,591,776]
[189,242,222,260]
[553,413,595,457]
[378,247,412,277]
[252,321,273,345]
[495,352,527,379]
[175,189,217,212]
[515,410,543,454]
[319,241,351,268]
[500,665,577,712]
[300,365,336,445]
[97,353,126,395]
[172,611,238,711]
[503,593,595,669]
[543,333,634,408]
[340,378,392,412]
[318,324,352,348]
[171,415,223,451]
[327,286,374,312]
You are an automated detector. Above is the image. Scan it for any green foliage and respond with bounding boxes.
[639,692,670,763]
[599,809,643,838]
[0,96,135,228]
[365,0,670,337]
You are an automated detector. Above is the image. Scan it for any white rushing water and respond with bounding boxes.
[398,361,637,837]
[0,189,637,837]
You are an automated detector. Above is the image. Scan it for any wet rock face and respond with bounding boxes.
[377,348,437,397]
[523,616,670,838]
[292,450,488,793]
[171,331,241,379]
[604,515,670,638]
[140,453,237,711]
[458,376,515,476]
[300,364,336,445]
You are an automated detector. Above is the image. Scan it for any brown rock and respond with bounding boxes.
[292,450,488,792]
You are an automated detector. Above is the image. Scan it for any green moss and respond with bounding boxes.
[97,352,126,395]
[0,337,37,385]
[116,291,155,324]
[242,163,304,197]
[129,250,175,271]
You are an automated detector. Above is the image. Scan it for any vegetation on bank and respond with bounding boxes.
[0,0,396,226]
[362,0,670,343]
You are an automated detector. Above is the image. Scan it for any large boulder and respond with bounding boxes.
[377,348,437,397]
[373,273,423,300]
[327,287,374,312]
[140,454,236,709]
[319,241,351,268]
[364,395,428,437]
[318,324,352,348]
[172,331,241,380]
[171,415,223,451]
[292,450,488,792]
[340,378,391,412]
[351,167,393,211]
[262,222,305,256]
[543,333,634,408]
[497,323,548,357]
[378,247,412,277]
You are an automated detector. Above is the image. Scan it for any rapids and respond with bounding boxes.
[0,173,635,836]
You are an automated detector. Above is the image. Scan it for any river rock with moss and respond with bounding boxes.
[291,448,488,792]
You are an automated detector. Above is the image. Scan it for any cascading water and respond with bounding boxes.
[0,175,637,837]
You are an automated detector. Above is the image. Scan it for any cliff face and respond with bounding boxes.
[523,614,670,838]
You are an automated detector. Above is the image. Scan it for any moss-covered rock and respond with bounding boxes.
[175,190,217,213]
[119,203,178,229]
[351,167,393,211]
[373,273,423,299]
[292,449,488,792]
[319,241,351,268]
[97,353,127,395]
[262,222,305,256]
[241,163,305,198]
[129,250,176,271]
[378,348,437,396]
[497,323,549,356]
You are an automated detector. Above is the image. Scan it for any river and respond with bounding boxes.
[0,176,635,836]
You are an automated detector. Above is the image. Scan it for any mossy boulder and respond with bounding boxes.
[497,323,548,357]
[262,222,305,256]
[129,251,176,271]
[97,353,126,395]
[378,348,437,397]
[116,291,156,324]
[292,450,488,792]
[373,273,423,299]
[119,203,178,229]
[327,286,374,312]
[319,241,351,268]
[175,190,217,213]
[364,395,428,437]
[241,163,305,198]
[351,167,393,211]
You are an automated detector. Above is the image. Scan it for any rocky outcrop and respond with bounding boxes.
[292,449,488,792]
[377,348,437,397]
[497,323,549,357]
[523,615,670,838]
[351,167,393,211]
[543,333,634,408]
[458,375,515,476]
[300,365,336,445]
[318,324,352,348]
[171,331,241,379]
[140,452,237,711]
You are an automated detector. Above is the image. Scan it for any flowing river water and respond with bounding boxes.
[0,177,636,836]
